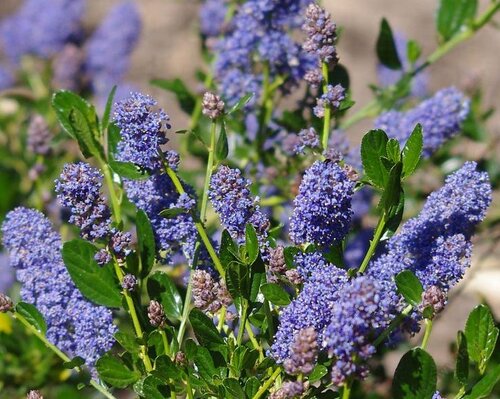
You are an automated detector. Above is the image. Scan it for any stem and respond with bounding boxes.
[374,304,413,347]
[186,378,194,399]
[358,212,387,274]
[342,382,352,399]
[420,318,433,350]
[177,267,194,344]
[252,367,282,399]
[163,165,225,277]
[245,323,264,361]
[14,312,117,399]
[237,300,249,346]
[113,261,153,372]
[321,62,331,150]
[100,162,122,225]
[217,306,227,332]
[160,329,171,357]
[200,120,217,221]
[340,2,500,130]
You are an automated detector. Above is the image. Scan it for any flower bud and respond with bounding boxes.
[0,293,13,312]
[202,92,225,119]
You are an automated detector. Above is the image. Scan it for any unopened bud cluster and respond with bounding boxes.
[202,92,225,119]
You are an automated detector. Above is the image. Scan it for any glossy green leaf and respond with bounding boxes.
[96,355,140,388]
[455,331,469,386]
[159,207,186,218]
[392,348,437,399]
[189,309,225,350]
[261,283,290,306]
[115,331,140,355]
[68,107,103,159]
[62,239,121,307]
[309,364,328,383]
[193,346,217,382]
[52,90,97,139]
[151,78,196,114]
[102,85,117,131]
[245,377,260,398]
[216,121,229,161]
[136,210,156,278]
[15,302,47,334]
[109,160,147,180]
[465,304,499,374]
[228,93,254,114]
[249,257,266,302]
[219,229,239,268]
[463,364,500,399]
[379,162,403,214]
[147,271,183,321]
[154,355,183,382]
[62,356,85,369]
[226,261,250,300]
[376,18,402,70]
[361,129,389,188]
[395,270,423,307]
[245,224,259,264]
[437,0,478,41]
[139,375,168,399]
[386,138,401,163]
[402,124,423,178]
[224,378,245,398]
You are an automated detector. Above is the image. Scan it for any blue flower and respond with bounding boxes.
[1,208,116,370]
[375,87,470,157]
[289,160,355,247]
[199,0,228,38]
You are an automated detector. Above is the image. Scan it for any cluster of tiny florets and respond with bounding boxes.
[0,293,13,313]
[1,208,116,370]
[192,269,232,314]
[269,381,306,399]
[375,87,469,157]
[122,274,138,292]
[284,327,318,375]
[289,160,354,247]
[313,84,345,118]
[302,3,338,64]
[202,92,225,119]
[148,300,166,328]
[27,114,52,156]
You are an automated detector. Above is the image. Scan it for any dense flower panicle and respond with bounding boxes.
[213,0,315,108]
[293,127,320,154]
[85,2,141,98]
[1,208,116,369]
[202,92,225,119]
[148,300,166,328]
[122,274,138,291]
[269,381,306,399]
[94,248,112,266]
[209,166,270,245]
[302,3,338,64]
[304,68,323,87]
[284,327,318,375]
[27,114,52,156]
[113,92,171,171]
[110,230,132,260]
[0,293,13,312]
[52,44,84,91]
[55,162,112,241]
[324,276,400,385]
[313,84,345,118]
[377,33,428,98]
[375,87,470,157]
[0,0,85,63]
[26,391,43,399]
[199,0,228,38]
[270,263,348,363]
[289,160,355,247]
[192,269,232,314]
[268,246,287,275]
[368,162,491,292]
[420,286,447,317]
[124,174,201,265]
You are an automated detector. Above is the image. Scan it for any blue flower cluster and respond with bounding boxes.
[289,160,355,247]
[209,165,270,246]
[213,0,315,107]
[1,208,116,370]
[85,2,141,99]
[113,92,171,171]
[302,3,338,64]
[0,0,85,63]
[375,87,470,157]
[367,161,491,291]
[199,0,228,38]
[313,83,345,118]
[55,162,112,241]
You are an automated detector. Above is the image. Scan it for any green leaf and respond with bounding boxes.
[52,91,97,139]
[261,283,290,306]
[309,364,328,383]
[62,356,85,369]
[216,121,229,161]
[194,346,217,383]
[224,378,245,398]
[115,331,140,355]
[338,99,356,112]
[219,230,239,268]
[102,85,117,131]
[465,304,499,374]
[392,348,437,399]
[379,161,403,213]
[159,207,186,218]
[361,129,389,188]
[139,375,168,399]
[462,364,500,399]
[189,309,225,351]
[402,124,423,178]
[283,247,300,269]
[96,355,140,388]
[455,331,469,386]
[437,0,478,41]
[249,257,266,302]
[245,377,260,399]
[386,138,401,163]
[395,270,423,307]
[226,261,250,300]
[376,18,402,70]
[109,160,147,180]
[228,93,254,114]
[136,210,156,278]
[151,78,196,114]
[62,239,121,307]
[15,302,47,334]
[147,271,183,321]
[107,123,121,158]
[407,40,422,64]
[154,355,183,382]
[68,107,104,159]
[245,224,259,264]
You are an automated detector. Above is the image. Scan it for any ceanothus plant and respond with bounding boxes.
[0,1,500,399]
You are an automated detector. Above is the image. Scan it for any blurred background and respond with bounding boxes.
[0,0,499,375]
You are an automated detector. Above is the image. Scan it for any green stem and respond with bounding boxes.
[245,323,264,361]
[186,378,194,399]
[252,367,282,399]
[321,62,331,150]
[358,212,387,274]
[217,306,227,332]
[200,120,217,221]
[113,260,153,372]
[100,162,122,225]
[236,300,249,346]
[177,267,194,344]
[374,304,413,347]
[14,312,117,399]
[263,299,275,338]
[160,329,171,357]
[421,318,433,350]
[340,2,500,130]
[342,382,352,399]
